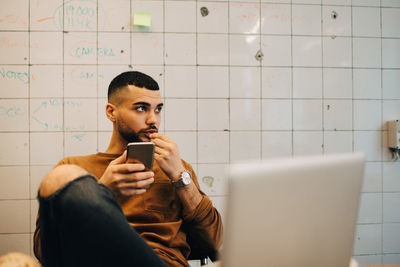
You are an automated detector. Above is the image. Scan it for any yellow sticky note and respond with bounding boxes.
[133,12,151,27]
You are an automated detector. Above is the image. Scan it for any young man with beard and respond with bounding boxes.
[33,71,223,267]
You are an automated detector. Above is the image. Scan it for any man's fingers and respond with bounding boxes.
[116,177,154,190]
[151,136,169,148]
[117,163,146,174]
[150,133,170,142]
[120,188,147,196]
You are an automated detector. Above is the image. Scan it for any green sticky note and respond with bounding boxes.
[133,12,151,27]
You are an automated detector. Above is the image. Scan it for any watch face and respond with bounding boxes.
[182,171,191,185]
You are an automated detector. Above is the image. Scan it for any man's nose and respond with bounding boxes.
[146,111,157,125]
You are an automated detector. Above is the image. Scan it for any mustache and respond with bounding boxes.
[138,125,158,134]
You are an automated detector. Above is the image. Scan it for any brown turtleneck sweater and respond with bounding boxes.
[33,152,223,267]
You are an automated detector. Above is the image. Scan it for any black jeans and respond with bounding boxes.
[38,175,166,267]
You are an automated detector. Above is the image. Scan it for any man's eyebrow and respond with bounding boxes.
[132,102,164,107]
[132,102,151,106]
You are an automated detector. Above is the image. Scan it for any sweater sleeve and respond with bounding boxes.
[181,162,224,252]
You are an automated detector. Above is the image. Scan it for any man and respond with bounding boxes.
[34,71,223,267]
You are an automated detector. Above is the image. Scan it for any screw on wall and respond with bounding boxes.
[200,7,209,17]
[255,50,264,62]
[331,10,338,19]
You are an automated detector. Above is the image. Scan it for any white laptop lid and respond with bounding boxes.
[222,153,365,267]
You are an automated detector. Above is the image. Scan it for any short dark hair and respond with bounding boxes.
[107,71,159,101]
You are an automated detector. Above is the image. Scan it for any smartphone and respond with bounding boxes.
[126,142,155,170]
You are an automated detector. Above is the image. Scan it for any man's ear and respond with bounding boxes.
[106,103,116,122]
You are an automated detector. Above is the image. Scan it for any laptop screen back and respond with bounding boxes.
[222,153,365,267]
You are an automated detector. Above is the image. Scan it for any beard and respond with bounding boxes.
[117,122,158,143]
[119,129,142,143]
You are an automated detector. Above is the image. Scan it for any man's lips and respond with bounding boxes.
[143,130,158,138]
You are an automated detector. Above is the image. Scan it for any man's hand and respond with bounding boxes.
[150,133,185,181]
[98,151,154,197]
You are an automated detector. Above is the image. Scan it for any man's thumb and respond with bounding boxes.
[110,150,127,165]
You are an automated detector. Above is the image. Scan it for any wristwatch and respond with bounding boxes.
[171,170,192,188]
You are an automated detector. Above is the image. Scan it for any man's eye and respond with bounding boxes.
[136,106,146,112]
[155,107,162,113]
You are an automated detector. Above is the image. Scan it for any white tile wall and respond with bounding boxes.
[230,67,261,98]
[292,36,322,67]
[0,99,28,132]
[165,33,196,65]
[292,4,321,36]
[165,66,197,98]
[0,166,29,200]
[262,99,292,130]
[363,162,383,193]
[1,0,400,264]
[198,99,229,131]
[262,131,292,158]
[353,69,382,99]
[197,2,228,33]
[382,8,400,38]
[383,162,400,192]
[165,1,196,33]
[383,39,400,68]
[229,2,260,34]
[323,131,353,154]
[324,99,352,130]
[358,193,382,224]
[261,3,291,35]
[383,223,400,253]
[198,34,229,66]
[0,0,28,31]
[354,224,382,255]
[0,65,29,98]
[165,99,196,131]
[293,100,323,130]
[230,131,261,161]
[0,234,31,256]
[262,67,292,98]
[293,131,323,156]
[323,37,352,67]
[197,66,229,98]
[197,164,228,196]
[383,70,400,99]
[323,68,352,99]
[230,99,261,131]
[261,36,292,67]
[322,6,351,36]
[353,38,381,68]
[352,7,381,37]
[353,100,382,131]
[0,32,29,65]
[230,35,260,66]
[293,68,322,98]
[383,193,400,223]
[30,32,63,64]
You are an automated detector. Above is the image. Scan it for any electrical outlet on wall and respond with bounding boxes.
[388,120,400,161]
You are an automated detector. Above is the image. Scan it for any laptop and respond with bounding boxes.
[220,153,365,267]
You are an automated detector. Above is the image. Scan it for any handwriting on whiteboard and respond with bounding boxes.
[0,67,33,84]
[31,99,86,131]
[53,0,104,31]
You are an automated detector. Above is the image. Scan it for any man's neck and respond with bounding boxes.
[105,131,128,155]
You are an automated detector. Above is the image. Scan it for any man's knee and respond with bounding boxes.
[39,165,88,198]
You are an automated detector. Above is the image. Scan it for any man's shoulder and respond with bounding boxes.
[57,153,119,178]
[58,154,100,165]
